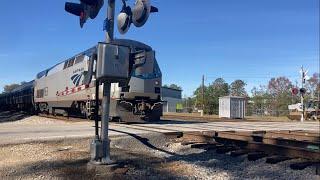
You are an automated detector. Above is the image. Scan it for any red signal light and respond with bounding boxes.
[291,88,298,95]
[65,0,103,28]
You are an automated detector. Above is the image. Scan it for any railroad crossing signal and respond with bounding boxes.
[299,66,309,122]
[131,0,158,27]
[64,0,159,165]
[65,0,158,33]
[65,0,104,28]
[117,0,158,34]
[300,68,309,84]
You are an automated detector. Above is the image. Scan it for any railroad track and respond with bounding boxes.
[179,130,320,173]
[38,113,92,122]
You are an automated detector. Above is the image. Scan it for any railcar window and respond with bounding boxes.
[75,55,85,64]
[44,87,48,96]
[36,89,44,98]
[131,59,162,79]
[67,59,75,68]
[36,70,47,79]
[63,61,68,69]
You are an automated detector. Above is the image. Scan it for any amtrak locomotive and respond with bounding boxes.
[0,39,163,122]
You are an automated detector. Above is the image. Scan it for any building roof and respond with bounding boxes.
[162,86,182,92]
[219,96,246,99]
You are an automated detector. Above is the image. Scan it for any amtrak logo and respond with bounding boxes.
[71,74,83,86]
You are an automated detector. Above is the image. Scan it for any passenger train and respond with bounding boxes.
[0,39,163,122]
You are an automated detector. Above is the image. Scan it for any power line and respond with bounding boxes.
[205,75,298,79]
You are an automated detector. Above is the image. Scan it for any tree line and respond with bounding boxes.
[1,81,29,94]
[184,73,319,116]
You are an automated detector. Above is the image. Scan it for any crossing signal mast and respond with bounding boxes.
[300,66,309,122]
[64,0,158,165]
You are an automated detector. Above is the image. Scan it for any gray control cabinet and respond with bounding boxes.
[219,96,246,119]
[96,42,130,82]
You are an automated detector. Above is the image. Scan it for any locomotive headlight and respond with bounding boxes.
[155,80,159,85]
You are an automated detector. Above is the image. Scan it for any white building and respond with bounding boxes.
[161,87,182,113]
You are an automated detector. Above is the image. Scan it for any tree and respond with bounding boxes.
[193,85,208,110]
[207,78,229,114]
[182,95,195,112]
[250,86,269,115]
[163,84,182,90]
[3,83,20,93]
[268,77,293,96]
[193,78,229,114]
[230,80,247,97]
[3,81,29,93]
[267,77,293,116]
[305,73,320,99]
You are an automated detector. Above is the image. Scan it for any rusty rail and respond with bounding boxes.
[181,130,320,161]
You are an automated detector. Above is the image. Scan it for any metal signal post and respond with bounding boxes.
[97,0,116,165]
[105,0,115,43]
[65,0,158,165]
[300,66,307,122]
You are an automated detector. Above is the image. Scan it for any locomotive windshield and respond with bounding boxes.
[36,70,48,79]
[131,60,162,79]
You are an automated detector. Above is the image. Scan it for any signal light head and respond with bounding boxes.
[132,0,151,27]
[65,2,84,16]
[300,88,306,95]
[65,0,103,28]
[65,0,158,32]
[81,0,104,19]
[117,5,132,35]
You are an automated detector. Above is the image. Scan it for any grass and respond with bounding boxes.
[163,112,294,122]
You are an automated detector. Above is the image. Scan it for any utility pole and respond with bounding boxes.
[202,75,205,114]
[300,66,306,122]
[317,80,320,120]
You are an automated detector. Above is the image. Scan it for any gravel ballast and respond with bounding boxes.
[0,133,318,180]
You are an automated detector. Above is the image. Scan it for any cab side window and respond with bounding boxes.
[63,61,68,69]
[75,55,85,64]
[36,89,44,98]
[67,59,75,68]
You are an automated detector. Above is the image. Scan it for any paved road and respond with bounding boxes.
[0,116,318,145]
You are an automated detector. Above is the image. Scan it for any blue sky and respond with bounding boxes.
[0,0,319,96]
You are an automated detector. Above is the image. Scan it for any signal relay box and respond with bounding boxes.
[96,42,130,83]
